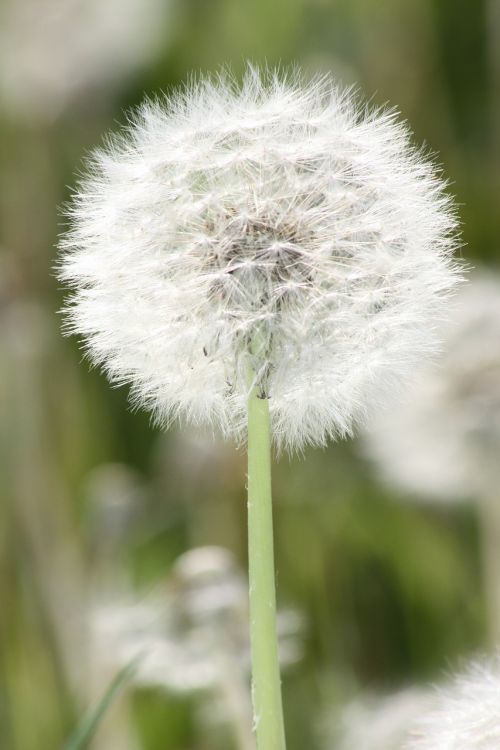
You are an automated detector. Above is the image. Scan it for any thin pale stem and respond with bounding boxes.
[247,383,286,750]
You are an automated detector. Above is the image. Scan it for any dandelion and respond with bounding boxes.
[58,68,460,452]
[92,547,303,750]
[406,655,500,750]
[362,272,500,640]
[363,271,500,501]
[58,66,460,749]
[332,688,433,750]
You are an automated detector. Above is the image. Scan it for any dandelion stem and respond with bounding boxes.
[247,383,286,750]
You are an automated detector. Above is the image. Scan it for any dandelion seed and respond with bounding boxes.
[93,547,303,692]
[332,688,433,750]
[92,547,303,750]
[362,272,500,640]
[363,271,500,502]
[406,655,500,750]
[58,65,462,749]
[58,66,460,453]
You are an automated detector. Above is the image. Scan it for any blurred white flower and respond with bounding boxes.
[361,272,500,641]
[92,546,304,694]
[406,656,500,750]
[0,0,171,122]
[362,272,500,502]
[58,66,460,452]
[91,546,303,750]
[333,688,433,750]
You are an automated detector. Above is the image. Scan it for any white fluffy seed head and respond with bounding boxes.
[92,546,303,693]
[362,271,500,501]
[333,688,434,750]
[58,66,461,451]
[406,656,500,750]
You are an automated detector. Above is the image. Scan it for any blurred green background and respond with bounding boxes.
[0,1,498,748]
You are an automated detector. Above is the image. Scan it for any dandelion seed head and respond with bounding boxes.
[406,656,500,750]
[170,546,248,623]
[362,272,500,501]
[58,66,461,451]
[92,546,304,694]
[333,688,434,750]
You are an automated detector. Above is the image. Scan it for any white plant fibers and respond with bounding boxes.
[333,688,433,750]
[92,547,303,693]
[362,272,500,501]
[406,656,500,750]
[58,67,460,451]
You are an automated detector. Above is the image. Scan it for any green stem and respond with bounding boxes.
[247,384,287,750]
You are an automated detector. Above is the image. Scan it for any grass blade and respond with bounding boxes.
[62,661,136,750]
